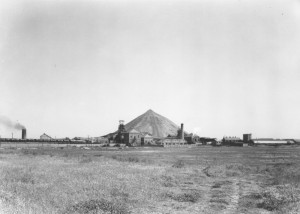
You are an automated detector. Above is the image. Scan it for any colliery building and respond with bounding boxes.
[115,121,142,146]
[124,129,142,146]
[141,133,154,145]
[40,133,52,140]
[161,124,187,147]
[162,138,187,147]
[222,136,245,146]
[223,136,242,143]
[184,133,201,144]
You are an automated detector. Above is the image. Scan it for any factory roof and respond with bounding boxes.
[40,133,52,139]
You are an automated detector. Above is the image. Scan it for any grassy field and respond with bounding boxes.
[0,145,300,213]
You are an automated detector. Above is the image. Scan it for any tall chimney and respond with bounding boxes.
[22,128,26,139]
[181,123,184,140]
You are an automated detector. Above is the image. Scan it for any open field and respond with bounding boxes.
[0,145,300,213]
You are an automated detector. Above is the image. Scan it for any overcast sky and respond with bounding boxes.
[1,0,300,139]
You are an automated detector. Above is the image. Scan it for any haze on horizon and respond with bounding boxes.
[1,0,300,139]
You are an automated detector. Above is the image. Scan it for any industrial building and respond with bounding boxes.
[40,133,52,140]
[250,139,294,146]
[114,121,142,146]
[161,123,187,147]
[222,136,242,145]
[222,136,246,146]
[124,129,141,146]
[184,133,201,144]
[243,134,252,143]
[162,138,187,147]
[141,133,154,145]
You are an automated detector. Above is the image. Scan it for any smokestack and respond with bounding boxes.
[22,129,26,139]
[181,123,184,140]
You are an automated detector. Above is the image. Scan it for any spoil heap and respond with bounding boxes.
[123,109,179,138]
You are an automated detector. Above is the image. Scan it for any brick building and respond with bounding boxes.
[141,133,153,145]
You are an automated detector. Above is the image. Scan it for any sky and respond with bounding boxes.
[0,0,300,139]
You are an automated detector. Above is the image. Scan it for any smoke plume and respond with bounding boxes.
[0,115,26,130]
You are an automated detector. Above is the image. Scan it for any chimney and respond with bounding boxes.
[22,128,26,139]
[181,123,184,140]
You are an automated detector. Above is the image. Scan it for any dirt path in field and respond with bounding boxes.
[206,175,265,214]
[222,178,240,214]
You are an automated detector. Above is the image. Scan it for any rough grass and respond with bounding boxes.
[172,159,185,168]
[63,199,130,214]
[0,145,300,213]
[164,190,201,203]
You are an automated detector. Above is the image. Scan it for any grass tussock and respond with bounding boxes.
[257,185,300,211]
[63,199,130,214]
[111,155,152,164]
[164,190,201,203]
[240,163,300,212]
[270,164,300,187]
[241,185,300,212]
[211,180,232,189]
[172,160,185,168]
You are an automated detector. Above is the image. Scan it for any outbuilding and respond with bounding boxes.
[40,133,52,140]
